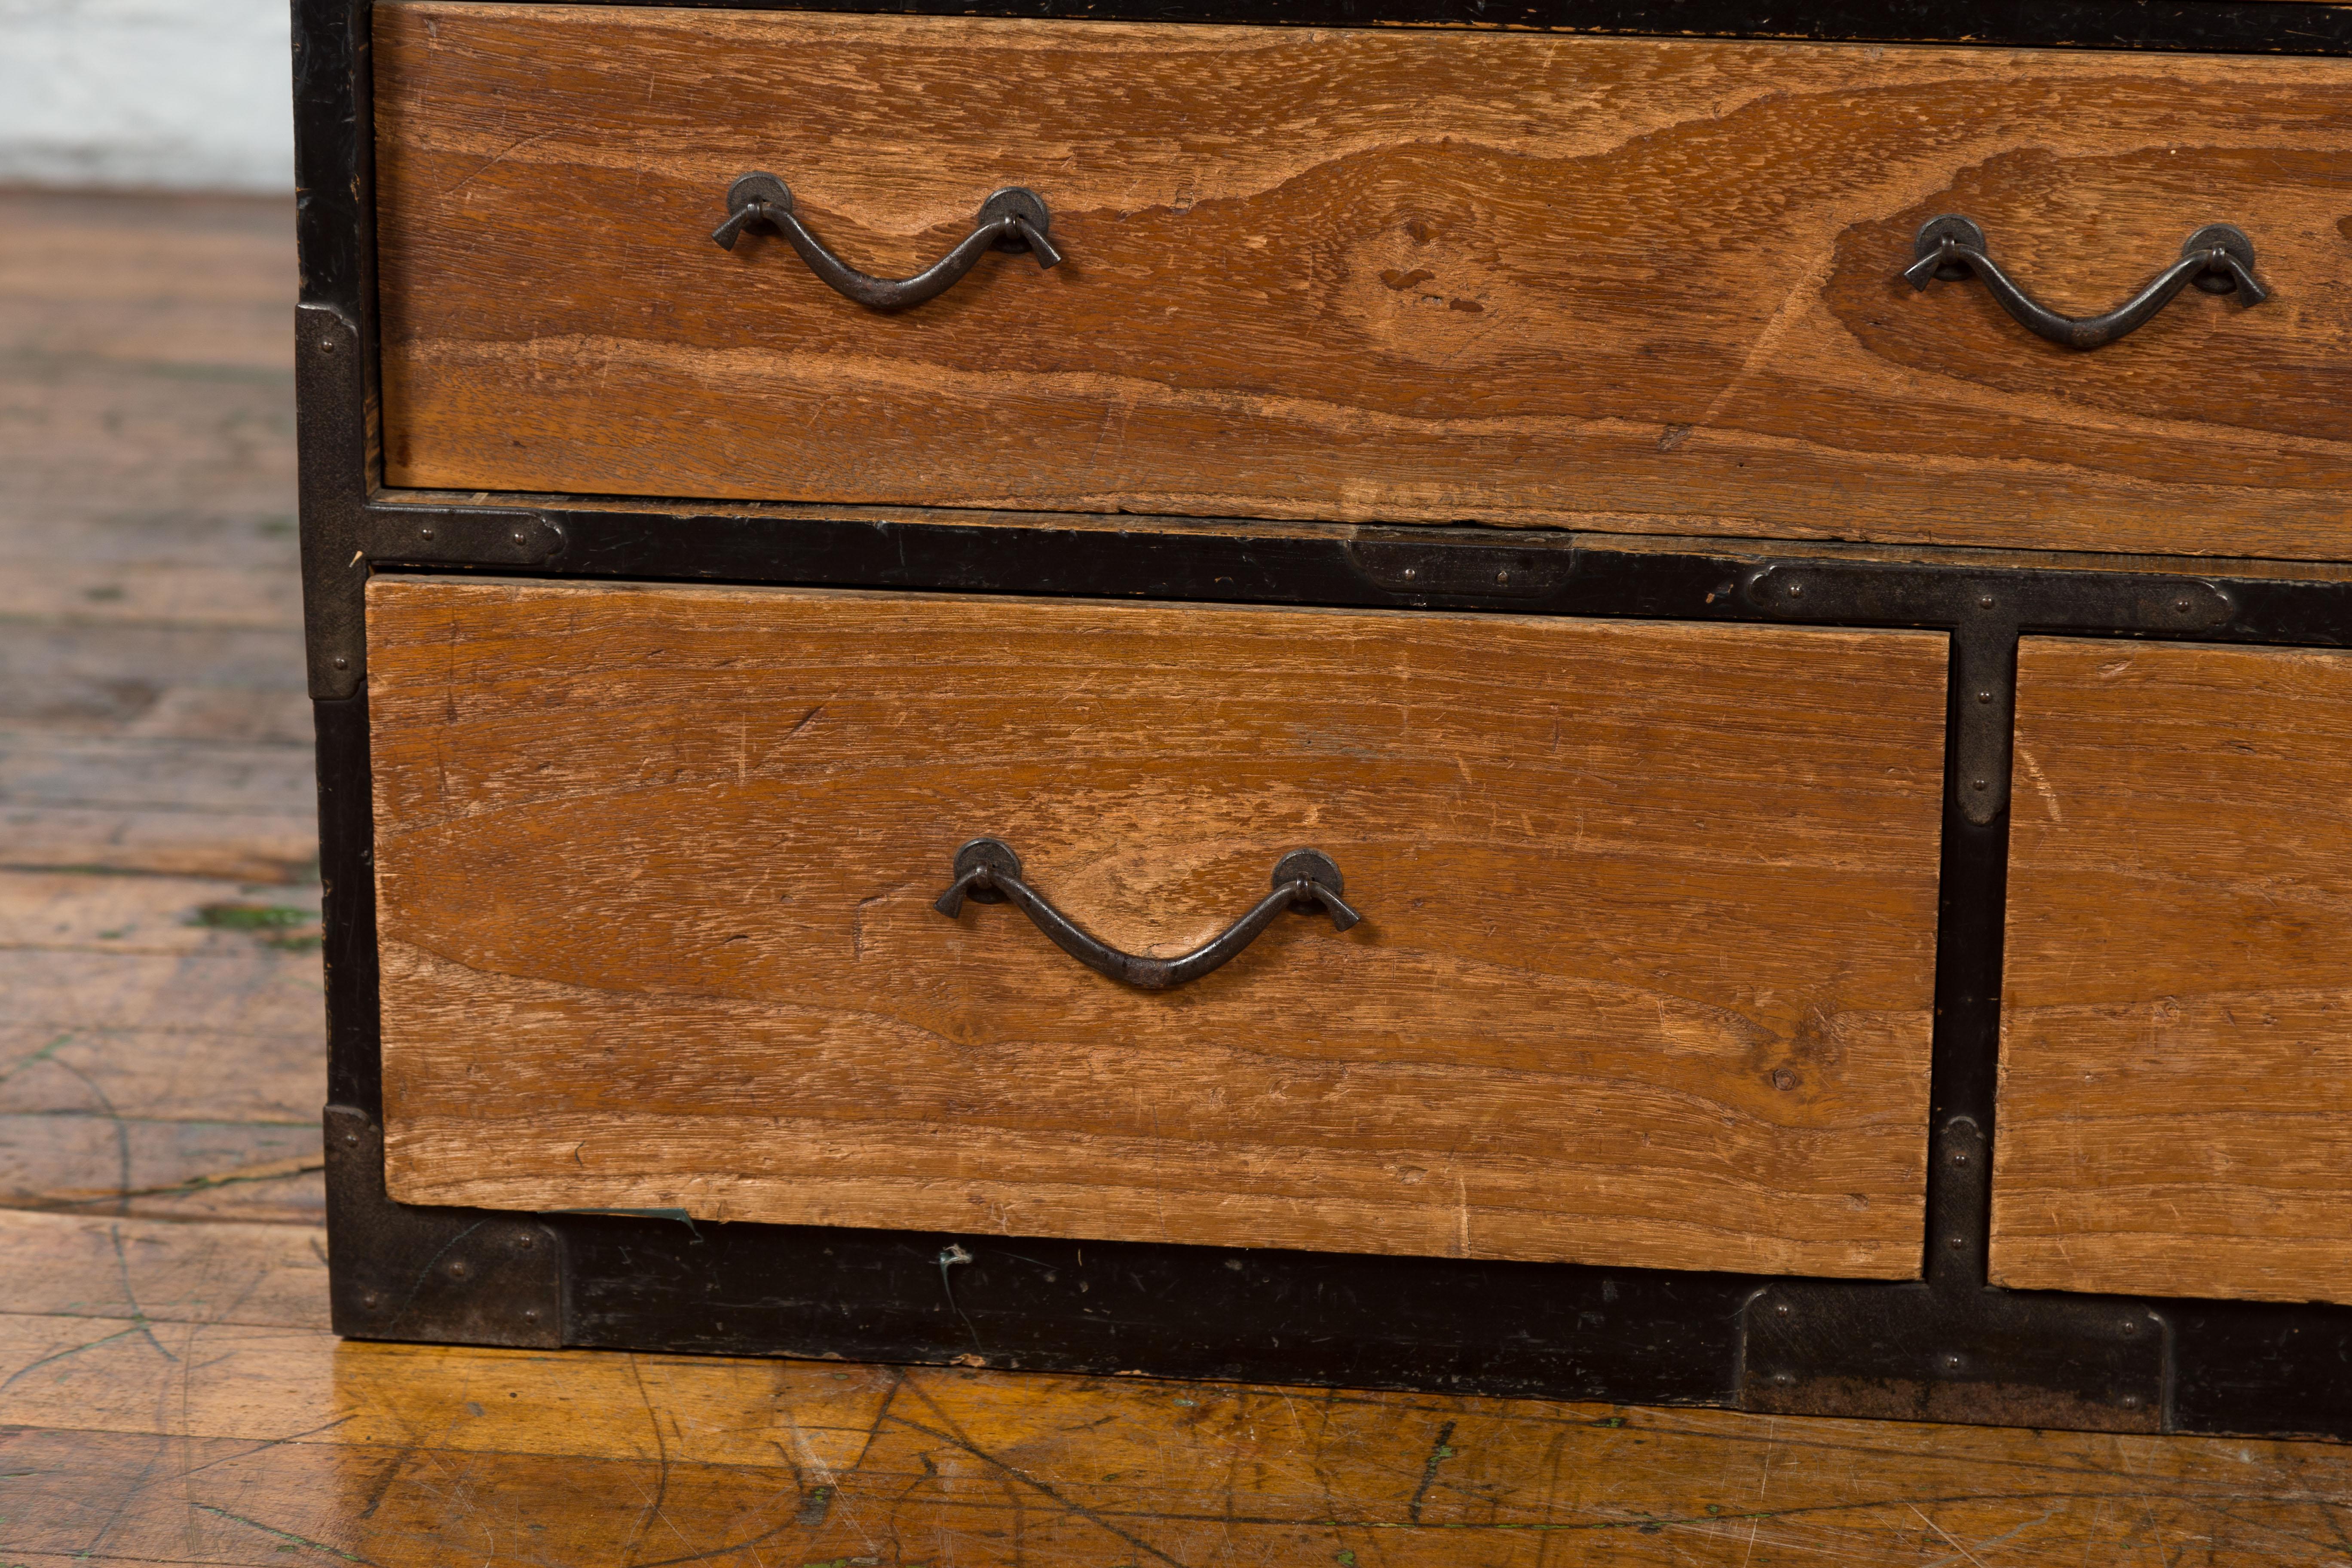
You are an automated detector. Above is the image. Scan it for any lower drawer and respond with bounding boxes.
[2000,637,2352,1305]
[367,579,1948,1277]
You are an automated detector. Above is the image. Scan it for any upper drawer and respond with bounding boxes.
[374,5,2352,560]
[368,579,1948,1277]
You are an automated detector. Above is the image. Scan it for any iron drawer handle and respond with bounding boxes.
[710,172,1062,311]
[933,838,1362,991]
[1902,215,2268,349]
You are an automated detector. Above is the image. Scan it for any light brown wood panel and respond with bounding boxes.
[1999,637,2352,1303]
[374,4,2352,558]
[368,576,1946,1276]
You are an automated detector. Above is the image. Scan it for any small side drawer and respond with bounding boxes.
[2000,637,2352,1305]
[367,579,1948,1278]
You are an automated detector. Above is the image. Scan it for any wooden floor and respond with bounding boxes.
[3,186,2351,1564]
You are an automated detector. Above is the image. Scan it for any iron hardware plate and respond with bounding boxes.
[1745,563,2233,824]
[1742,1282,2168,1430]
[325,1105,563,1348]
[1739,1120,2168,1430]
[1347,537,1578,601]
[297,303,562,699]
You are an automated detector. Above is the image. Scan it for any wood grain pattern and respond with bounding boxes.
[368,577,1946,1276]
[1999,637,2352,1304]
[7,1276,2352,1566]
[374,3,2352,558]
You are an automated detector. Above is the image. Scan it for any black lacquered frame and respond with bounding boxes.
[298,0,2352,1438]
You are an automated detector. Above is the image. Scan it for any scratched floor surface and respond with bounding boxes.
[1,186,2349,1565]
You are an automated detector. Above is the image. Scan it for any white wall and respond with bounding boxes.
[0,0,292,191]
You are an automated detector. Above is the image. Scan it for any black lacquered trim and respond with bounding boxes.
[404,0,2352,57]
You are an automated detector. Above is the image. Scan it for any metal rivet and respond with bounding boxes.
[319,338,336,353]
[1950,1149,1970,1166]
[515,1234,534,1250]
[1772,1372,1794,1386]
[511,530,527,545]
[1495,570,1510,585]
[1944,1353,1964,1371]
[1971,778,1989,792]
[1948,1234,1967,1251]
[1401,567,1417,581]
[1977,593,1995,609]
[2120,1319,2138,1335]
[1773,1301,1792,1318]
[331,656,349,671]
[447,1259,469,1280]
[341,1130,359,1147]
[2174,598,2192,613]
[2120,1393,2143,1409]
[1770,1068,1798,1092]
[1786,582,1804,600]
[360,1290,379,1308]
[1975,689,1994,704]
[419,525,435,541]
[522,1308,540,1323]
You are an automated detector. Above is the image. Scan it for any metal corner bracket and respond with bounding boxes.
[297,302,565,700]
[325,1104,564,1348]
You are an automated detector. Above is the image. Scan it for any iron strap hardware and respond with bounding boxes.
[325,1107,563,1348]
[1742,1118,2170,1430]
[1904,215,2268,349]
[1744,563,2233,825]
[934,838,1361,989]
[712,172,1063,311]
[296,304,566,699]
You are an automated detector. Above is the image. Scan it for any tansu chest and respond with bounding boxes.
[300,0,2352,1439]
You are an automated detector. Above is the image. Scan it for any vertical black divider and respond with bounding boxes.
[316,692,382,1118]
[1924,624,2015,1293]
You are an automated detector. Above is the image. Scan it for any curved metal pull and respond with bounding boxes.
[1902,215,2268,349]
[932,839,1362,991]
[711,172,1062,312]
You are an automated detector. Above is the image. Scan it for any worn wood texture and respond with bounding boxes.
[0,188,323,1228]
[0,186,313,887]
[6,1221,2352,1568]
[10,1202,2352,1565]
[0,1208,328,1329]
[0,878,326,1226]
[369,578,1946,1276]
[1999,637,2352,1304]
[376,3,2352,558]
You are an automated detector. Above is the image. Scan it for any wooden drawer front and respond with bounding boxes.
[376,5,2352,558]
[368,580,1948,1276]
[2000,639,2352,1305]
